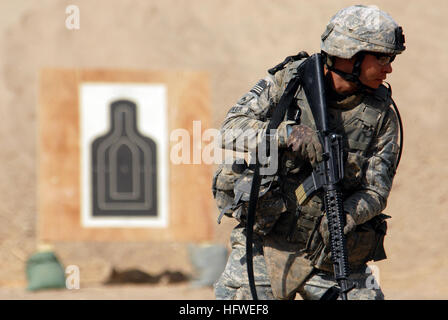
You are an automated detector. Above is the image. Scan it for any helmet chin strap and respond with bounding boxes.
[322,51,374,93]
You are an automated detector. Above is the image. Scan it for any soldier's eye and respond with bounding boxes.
[377,55,395,65]
[369,52,396,66]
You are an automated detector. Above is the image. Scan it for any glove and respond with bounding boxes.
[286,124,323,167]
[344,214,357,235]
[319,213,357,247]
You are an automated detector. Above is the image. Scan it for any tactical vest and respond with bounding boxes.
[272,59,392,271]
[212,57,393,271]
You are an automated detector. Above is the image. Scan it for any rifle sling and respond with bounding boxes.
[245,72,303,300]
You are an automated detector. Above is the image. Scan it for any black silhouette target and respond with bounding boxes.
[91,100,158,217]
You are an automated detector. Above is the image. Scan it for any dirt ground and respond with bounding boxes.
[0,280,434,300]
[0,284,215,300]
[0,0,447,300]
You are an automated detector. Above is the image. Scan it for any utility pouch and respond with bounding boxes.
[345,213,391,264]
[234,169,286,235]
[212,162,243,222]
[310,213,391,272]
[367,213,391,261]
[212,160,286,234]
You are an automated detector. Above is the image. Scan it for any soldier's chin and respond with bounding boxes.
[361,79,383,89]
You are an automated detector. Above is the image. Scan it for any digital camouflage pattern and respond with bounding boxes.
[214,226,384,300]
[286,124,323,167]
[215,5,402,300]
[321,5,406,59]
[215,54,398,298]
[219,57,399,228]
[298,270,384,300]
[214,225,274,300]
[219,76,293,153]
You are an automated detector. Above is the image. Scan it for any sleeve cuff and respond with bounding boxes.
[276,121,296,148]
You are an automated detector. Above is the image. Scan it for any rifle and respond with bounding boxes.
[297,53,353,300]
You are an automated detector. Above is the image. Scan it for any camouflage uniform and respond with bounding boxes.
[214,226,384,300]
[214,5,405,300]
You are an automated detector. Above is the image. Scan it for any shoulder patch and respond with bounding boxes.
[229,106,250,115]
[250,79,268,96]
[236,94,254,105]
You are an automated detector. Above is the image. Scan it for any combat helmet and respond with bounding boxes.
[321,5,405,84]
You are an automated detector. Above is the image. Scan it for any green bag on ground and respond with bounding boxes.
[26,251,66,291]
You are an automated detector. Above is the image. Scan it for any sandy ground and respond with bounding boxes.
[0,281,434,300]
[0,0,447,300]
[0,284,215,300]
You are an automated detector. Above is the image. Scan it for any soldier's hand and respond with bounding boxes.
[319,213,357,247]
[286,124,323,167]
[343,214,357,235]
[319,215,330,247]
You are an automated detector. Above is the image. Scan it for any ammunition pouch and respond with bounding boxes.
[212,163,241,219]
[212,161,287,235]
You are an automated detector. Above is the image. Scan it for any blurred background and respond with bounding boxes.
[0,0,447,299]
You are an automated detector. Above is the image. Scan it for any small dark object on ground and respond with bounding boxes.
[104,268,190,285]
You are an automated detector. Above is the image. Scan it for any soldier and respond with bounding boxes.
[213,5,405,300]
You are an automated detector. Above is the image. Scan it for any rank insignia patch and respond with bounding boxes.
[250,79,268,96]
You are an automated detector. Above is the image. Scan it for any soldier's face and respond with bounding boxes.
[359,53,393,89]
[327,58,358,94]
